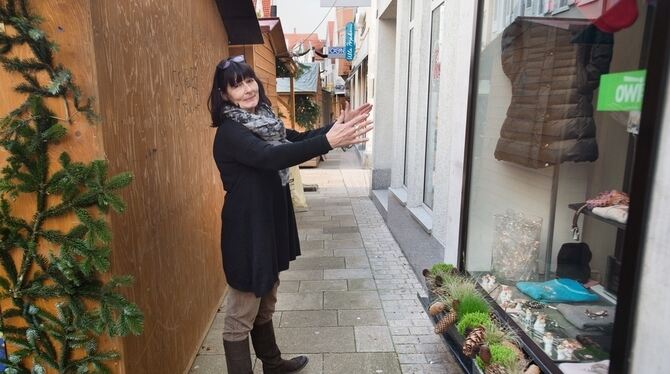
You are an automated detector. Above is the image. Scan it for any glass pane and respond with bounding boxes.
[403,29,414,188]
[423,4,443,208]
[464,0,657,366]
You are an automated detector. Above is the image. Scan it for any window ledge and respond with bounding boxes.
[371,189,389,212]
[409,205,433,234]
[551,5,570,15]
[389,187,408,206]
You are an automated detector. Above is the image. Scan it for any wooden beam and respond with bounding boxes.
[290,75,296,129]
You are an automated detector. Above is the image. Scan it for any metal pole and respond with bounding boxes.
[290,75,296,129]
[544,165,560,280]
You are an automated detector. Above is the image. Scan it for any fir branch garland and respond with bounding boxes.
[295,95,320,131]
[0,1,143,373]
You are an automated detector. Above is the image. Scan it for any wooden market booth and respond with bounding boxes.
[277,63,324,167]
[230,17,296,112]
[0,0,264,372]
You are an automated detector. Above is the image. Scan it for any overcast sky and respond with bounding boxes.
[275,0,333,39]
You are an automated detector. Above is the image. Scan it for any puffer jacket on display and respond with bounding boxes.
[494,20,614,169]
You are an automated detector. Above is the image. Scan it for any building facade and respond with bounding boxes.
[366,0,670,372]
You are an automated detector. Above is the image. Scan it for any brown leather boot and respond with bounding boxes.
[223,337,253,374]
[250,321,308,373]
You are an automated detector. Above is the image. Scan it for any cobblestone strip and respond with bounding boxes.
[350,197,462,374]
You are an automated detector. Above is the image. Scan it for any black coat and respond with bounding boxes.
[495,20,613,168]
[213,119,333,296]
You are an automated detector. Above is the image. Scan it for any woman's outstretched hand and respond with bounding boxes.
[336,102,373,124]
[326,113,374,149]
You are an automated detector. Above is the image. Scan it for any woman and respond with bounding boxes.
[208,55,373,374]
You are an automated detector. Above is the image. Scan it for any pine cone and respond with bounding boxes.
[428,301,446,316]
[485,364,508,374]
[434,310,457,334]
[463,326,486,358]
[478,344,492,365]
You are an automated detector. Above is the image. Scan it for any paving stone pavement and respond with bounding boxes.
[190,150,463,374]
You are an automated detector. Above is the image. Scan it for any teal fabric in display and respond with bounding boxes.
[516,279,599,303]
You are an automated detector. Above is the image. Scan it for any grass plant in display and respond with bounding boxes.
[456,293,490,316]
[457,311,493,336]
[476,343,519,371]
[485,320,520,346]
[444,276,478,301]
[430,262,454,278]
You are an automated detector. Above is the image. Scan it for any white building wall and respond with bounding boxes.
[390,0,411,191]
[370,1,396,189]
[383,0,477,264]
[430,0,477,264]
[404,0,431,209]
[347,5,377,167]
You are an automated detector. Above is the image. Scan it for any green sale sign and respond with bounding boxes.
[597,70,646,111]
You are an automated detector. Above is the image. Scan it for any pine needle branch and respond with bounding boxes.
[0,1,143,371]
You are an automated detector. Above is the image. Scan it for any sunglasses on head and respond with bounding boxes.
[217,55,245,70]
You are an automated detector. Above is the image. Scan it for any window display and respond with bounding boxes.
[463,0,656,369]
[423,2,444,208]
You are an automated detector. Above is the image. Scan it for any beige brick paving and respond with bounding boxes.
[189,150,462,373]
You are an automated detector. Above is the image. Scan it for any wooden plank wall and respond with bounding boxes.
[277,94,295,127]
[255,34,278,109]
[88,1,228,373]
[0,1,124,372]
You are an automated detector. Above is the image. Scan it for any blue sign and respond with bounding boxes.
[328,46,345,59]
[345,22,355,61]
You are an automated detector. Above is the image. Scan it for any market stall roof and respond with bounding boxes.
[277,63,319,93]
[259,17,297,75]
[215,0,263,45]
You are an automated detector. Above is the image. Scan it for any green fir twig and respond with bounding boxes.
[0,1,143,373]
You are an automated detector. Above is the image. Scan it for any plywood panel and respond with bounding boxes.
[0,1,124,373]
[89,1,227,372]
[253,35,278,109]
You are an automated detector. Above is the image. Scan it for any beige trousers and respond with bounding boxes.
[222,280,280,341]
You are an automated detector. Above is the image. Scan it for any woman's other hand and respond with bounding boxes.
[341,102,373,123]
[326,113,374,149]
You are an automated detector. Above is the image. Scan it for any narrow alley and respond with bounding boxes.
[4,1,670,373]
[190,149,462,373]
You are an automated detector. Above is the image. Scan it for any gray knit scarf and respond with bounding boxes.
[222,103,291,185]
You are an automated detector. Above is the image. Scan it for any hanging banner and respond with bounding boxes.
[345,22,355,61]
[597,70,646,111]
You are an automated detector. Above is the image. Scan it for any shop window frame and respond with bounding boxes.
[456,0,670,373]
[421,0,445,210]
[402,1,418,189]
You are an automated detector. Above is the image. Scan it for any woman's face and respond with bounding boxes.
[223,77,259,112]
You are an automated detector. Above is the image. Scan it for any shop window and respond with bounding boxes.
[423,2,444,209]
[462,0,656,369]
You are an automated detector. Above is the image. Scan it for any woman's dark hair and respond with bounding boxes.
[207,57,272,127]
